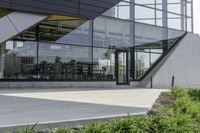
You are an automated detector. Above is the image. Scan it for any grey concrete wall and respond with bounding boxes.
[0,81,138,89]
[140,33,200,88]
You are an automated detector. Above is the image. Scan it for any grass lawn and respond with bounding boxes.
[17,87,200,133]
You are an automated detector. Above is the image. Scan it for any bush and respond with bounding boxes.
[109,116,152,133]
[171,87,189,98]
[17,123,37,133]
[50,128,73,133]
[84,122,109,133]
[188,89,200,101]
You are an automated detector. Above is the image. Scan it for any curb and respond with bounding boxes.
[0,112,147,132]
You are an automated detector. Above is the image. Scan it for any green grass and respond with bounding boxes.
[14,87,200,133]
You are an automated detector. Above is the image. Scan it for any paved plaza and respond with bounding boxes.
[0,88,167,131]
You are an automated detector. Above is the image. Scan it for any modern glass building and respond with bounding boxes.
[0,0,193,87]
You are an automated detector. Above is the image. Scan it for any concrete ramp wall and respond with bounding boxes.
[139,33,200,88]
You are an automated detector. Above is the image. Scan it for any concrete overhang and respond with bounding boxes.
[0,0,122,19]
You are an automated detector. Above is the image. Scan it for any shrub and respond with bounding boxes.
[188,89,200,101]
[17,123,37,133]
[175,97,193,114]
[171,87,189,98]
[109,116,152,133]
[84,122,109,133]
[50,128,73,133]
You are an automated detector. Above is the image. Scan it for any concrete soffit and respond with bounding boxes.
[0,11,48,44]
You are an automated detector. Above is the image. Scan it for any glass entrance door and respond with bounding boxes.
[115,50,129,85]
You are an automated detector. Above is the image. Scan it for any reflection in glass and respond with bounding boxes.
[17,19,86,43]
[0,41,37,79]
[168,13,182,30]
[103,1,132,20]
[187,17,192,32]
[117,51,128,84]
[93,48,115,80]
[93,16,132,48]
[168,28,185,49]
[135,46,163,79]
[187,2,192,17]
[135,22,167,46]
[38,42,92,80]
[168,3,181,14]
[57,21,91,46]
[135,5,155,25]
[135,50,150,78]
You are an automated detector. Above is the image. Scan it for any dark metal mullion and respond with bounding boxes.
[149,49,152,67]
[36,25,39,79]
[163,0,168,52]
[185,0,188,31]
[90,20,94,80]
[132,0,135,80]
[126,50,129,84]
[181,0,185,30]
[78,0,80,16]
[154,0,157,26]
[191,0,194,32]
[135,49,138,80]
[115,50,119,84]
[117,4,119,18]
[132,47,135,80]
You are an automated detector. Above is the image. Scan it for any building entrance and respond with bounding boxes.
[115,50,129,85]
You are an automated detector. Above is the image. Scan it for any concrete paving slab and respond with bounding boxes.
[0,88,168,131]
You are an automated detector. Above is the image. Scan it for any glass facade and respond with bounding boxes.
[0,0,193,82]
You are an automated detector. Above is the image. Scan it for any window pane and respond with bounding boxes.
[135,22,166,46]
[93,48,115,80]
[135,47,163,79]
[156,10,163,26]
[168,13,182,30]
[57,21,91,46]
[135,50,150,79]
[38,42,93,80]
[103,1,132,20]
[187,2,192,17]
[0,41,37,79]
[168,3,181,14]
[93,16,133,48]
[103,7,117,18]
[135,5,155,25]
[187,17,192,32]
[118,2,131,20]
[168,28,185,48]
[135,0,155,7]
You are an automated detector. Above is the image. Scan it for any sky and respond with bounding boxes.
[193,0,200,34]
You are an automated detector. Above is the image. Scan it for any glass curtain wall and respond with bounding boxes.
[134,22,166,79]
[0,0,192,81]
[134,0,193,31]
[0,41,37,79]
